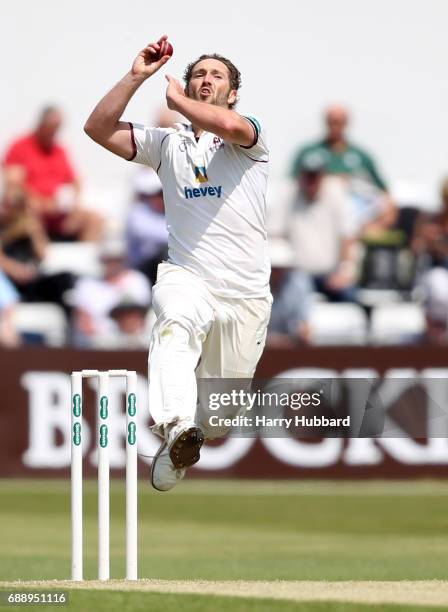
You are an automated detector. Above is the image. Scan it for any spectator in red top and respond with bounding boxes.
[2,106,103,242]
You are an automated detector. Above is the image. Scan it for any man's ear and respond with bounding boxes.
[228,89,237,106]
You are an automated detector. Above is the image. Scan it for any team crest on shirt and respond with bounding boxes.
[194,165,208,183]
[209,136,225,153]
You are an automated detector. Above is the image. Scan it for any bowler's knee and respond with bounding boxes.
[156,320,193,347]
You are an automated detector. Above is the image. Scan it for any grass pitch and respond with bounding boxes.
[1,479,447,610]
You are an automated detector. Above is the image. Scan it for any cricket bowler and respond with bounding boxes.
[85,35,272,491]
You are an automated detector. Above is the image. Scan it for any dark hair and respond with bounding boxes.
[38,105,60,124]
[183,54,241,109]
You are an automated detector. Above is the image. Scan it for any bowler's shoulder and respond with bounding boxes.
[299,139,329,157]
[156,122,192,146]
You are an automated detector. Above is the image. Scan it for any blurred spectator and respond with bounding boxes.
[418,267,448,344]
[126,169,168,286]
[0,188,75,313]
[349,177,396,235]
[108,300,151,348]
[410,178,448,345]
[71,238,151,348]
[267,240,311,346]
[290,105,388,191]
[125,107,179,285]
[286,158,358,302]
[0,270,20,346]
[2,106,103,241]
[412,176,448,270]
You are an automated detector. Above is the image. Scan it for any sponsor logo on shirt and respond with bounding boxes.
[184,185,223,199]
[184,163,223,199]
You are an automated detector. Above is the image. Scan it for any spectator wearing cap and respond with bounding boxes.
[126,168,168,285]
[2,106,103,242]
[412,176,448,271]
[71,237,151,348]
[108,299,152,349]
[285,158,359,302]
[290,105,388,191]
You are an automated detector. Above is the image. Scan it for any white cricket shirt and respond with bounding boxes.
[128,116,270,298]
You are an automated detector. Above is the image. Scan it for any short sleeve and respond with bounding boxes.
[129,123,173,170]
[3,140,24,166]
[362,151,388,191]
[238,115,269,162]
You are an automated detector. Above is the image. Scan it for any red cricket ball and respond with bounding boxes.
[155,40,173,61]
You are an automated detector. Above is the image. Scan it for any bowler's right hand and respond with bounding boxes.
[132,35,172,78]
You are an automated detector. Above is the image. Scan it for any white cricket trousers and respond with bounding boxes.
[149,262,272,439]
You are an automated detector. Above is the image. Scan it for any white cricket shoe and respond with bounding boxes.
[150,441,186,492]
[166,420,204,470]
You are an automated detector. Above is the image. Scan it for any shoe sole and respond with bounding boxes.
[150,441,168,491]
[169,426,204,469]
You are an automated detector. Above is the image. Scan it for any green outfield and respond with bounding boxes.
[1,479,448,610]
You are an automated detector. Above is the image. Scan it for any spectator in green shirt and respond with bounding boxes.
[291,105,388,191]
